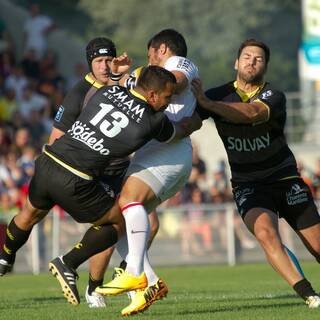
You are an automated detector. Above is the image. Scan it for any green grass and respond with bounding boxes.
[0,262,319,320]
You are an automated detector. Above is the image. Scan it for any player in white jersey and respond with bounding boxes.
[96,29,201,316]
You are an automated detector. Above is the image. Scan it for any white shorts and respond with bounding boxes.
[126,138,192,210]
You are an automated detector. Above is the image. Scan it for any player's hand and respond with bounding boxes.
[191,78,210,109]
[178,112,202,136]
[110,52,133,75]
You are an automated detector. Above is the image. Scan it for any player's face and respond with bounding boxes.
[91,56,114,84]
[150,82,175,111]
[235,46,267,83]
[147,47,163,67]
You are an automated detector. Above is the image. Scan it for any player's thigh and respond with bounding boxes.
[296,223,320,255]
[233,182,278,234]
[278,178,320,230]
[244,207,279,237]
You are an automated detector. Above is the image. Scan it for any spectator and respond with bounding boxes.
[21,48,41,80]
[0,88,17,121]
[23,3,55,60]
[17,85,49,122]
[4,65,28,102]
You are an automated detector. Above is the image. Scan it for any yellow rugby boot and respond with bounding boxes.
[95,271,147,296]
[121,279,168,316]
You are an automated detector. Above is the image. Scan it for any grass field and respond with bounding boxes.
[0,261,319,320]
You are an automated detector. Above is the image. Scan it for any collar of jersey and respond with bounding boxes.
[233,80,265,102]
[130,89,147,102]
[85,73,104,89]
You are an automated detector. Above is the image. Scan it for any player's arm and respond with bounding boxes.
[171,70,188,94]
[48,127,64,145]
[153,111,202,143]
[172,111,203,140]
[108,52,132,86]
[192,78,269,124]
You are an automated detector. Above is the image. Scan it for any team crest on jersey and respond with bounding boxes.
[286,183,308,205]
[55,105,64,122]
[261,90,272,100]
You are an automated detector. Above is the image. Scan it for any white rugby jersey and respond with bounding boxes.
[125,56,199,123]
[163,56,198,122]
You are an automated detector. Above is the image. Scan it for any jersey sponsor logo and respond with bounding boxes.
[54,105,64,122]
[234,187,254,206]
[99,181,115,198]
[286,183,308,205]
[104,86,145,123]
[227,133,270,152]
[176,57,194,73]
[261,90,273,100]
[68,121,110,155]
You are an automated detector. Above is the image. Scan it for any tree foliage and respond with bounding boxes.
[77,0,301,91]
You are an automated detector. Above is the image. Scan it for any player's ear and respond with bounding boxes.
[147,90,156,106]
[159,43,167,55]
[234,59,239,70]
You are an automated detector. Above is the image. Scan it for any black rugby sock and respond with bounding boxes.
[293,279,317,299]
[0,218,32,262]
[63,224,118,270]
[88,274,104,294]
[119,259,127,270]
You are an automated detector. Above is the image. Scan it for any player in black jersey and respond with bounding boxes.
[192,39,320,308]
[0,66,194,305]
[49,37,133,307]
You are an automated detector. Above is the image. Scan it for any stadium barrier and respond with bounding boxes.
[12,201,319,274]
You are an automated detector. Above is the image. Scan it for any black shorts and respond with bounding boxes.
[29,154,115,223]
[232,177,320,230]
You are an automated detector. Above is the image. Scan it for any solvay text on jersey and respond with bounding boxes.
[103,86,145,123]
[227,133,270,152]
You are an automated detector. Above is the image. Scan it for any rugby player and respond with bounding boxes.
[95,29,201,316]
[0,66,198,305]
[48,37,132,308]
[192,38,320,308]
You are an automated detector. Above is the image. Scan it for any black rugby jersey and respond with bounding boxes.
[53,74,100,132]
[53,74,130,172]
[197,81,298,183]
[47,85,175,177]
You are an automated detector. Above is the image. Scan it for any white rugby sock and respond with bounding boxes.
[116,233,159,285]
[122,202,150,276]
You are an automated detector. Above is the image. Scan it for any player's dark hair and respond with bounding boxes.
[86,37,116,70]
[137,66,176,92]
[147,29,187,57]
[237,39,270,65]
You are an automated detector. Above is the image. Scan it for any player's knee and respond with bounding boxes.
[254,227,278,247]
[118,192,139,209]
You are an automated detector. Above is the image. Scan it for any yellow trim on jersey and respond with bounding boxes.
[279,175,300,181]
[132,66,144,78]
[85,73,104,89]
[233,81,265,103]
[130,89,147,102]
[44,150,93,180]
[253,98,270,121]
[233,81,270,122]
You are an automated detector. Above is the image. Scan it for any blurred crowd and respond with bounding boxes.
[1,4,320,262]
[0,4,78,224]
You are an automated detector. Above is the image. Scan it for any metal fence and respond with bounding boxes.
[286,91,320,144]
[7,201,319,275]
